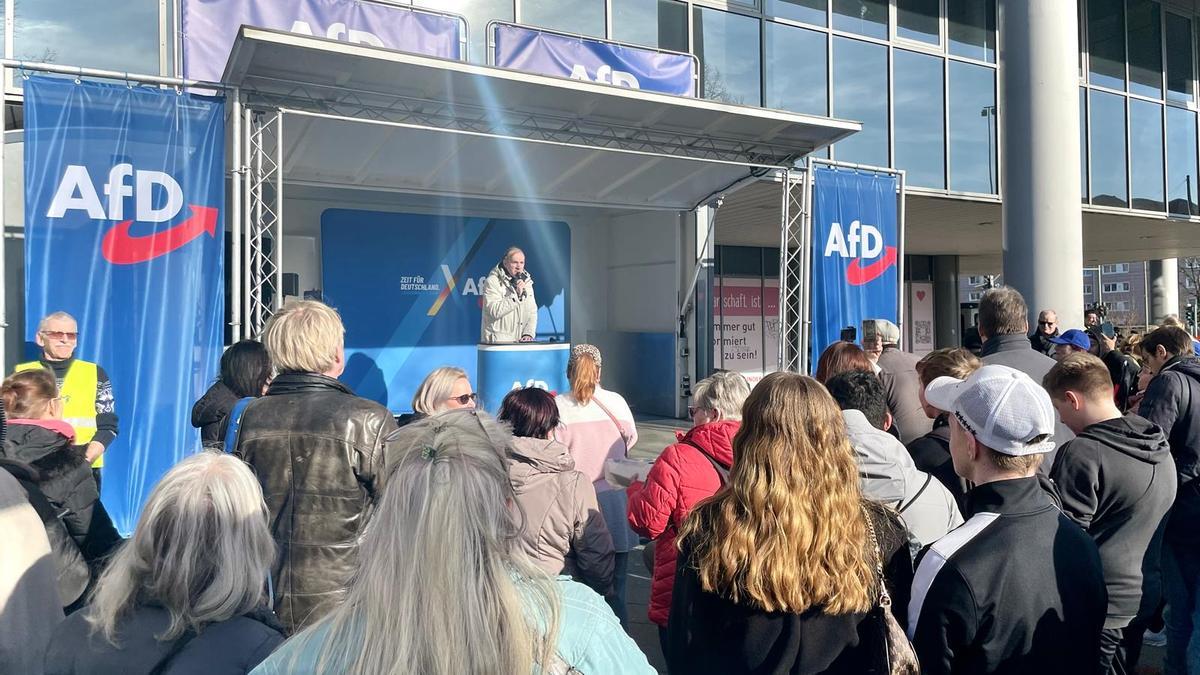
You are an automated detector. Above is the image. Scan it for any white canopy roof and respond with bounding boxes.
[223,27,861,210]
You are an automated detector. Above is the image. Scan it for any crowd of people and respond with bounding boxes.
[3,289,1200,674]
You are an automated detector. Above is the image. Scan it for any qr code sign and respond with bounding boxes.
[915,320,933,346]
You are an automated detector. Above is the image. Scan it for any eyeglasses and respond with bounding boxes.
[688,405,708,417]
[448,393,477,405]
[41,330,78,342]
[1037,321,1055,326]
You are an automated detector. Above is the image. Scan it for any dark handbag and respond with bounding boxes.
[861,507,921,675]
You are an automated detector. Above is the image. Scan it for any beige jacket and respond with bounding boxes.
[506,437,614,594]
[481,265,538,343]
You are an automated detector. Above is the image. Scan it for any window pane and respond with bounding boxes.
[1167,106,1198,216]
[833,0,888,40]
[898,0,940,45]
[948,0,996,63]
[521,0,605,38]
[1127,0,1163,98]
[1088,0,1126,90]
[1080,88,1088,203]
[1166,13,1194,103]
[766,0,826,27]
[612,0,688,52]
[14,0,159,73]
[693,7,762,106]
[415,0,512,64]
[948,61,996,194]
[893,50,945,188]
[1089,90,1127,207]
[832,37,889,167]
[1129,99,1164,211]
[765,22,826,115]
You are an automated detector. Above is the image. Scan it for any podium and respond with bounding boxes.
[476,342,571,411]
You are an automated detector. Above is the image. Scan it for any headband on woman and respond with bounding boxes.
[569,344,602,370]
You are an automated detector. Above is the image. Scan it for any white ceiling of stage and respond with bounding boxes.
[222,27,861,211]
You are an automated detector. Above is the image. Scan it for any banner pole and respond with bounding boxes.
[230,89,242,342]
[274,111,284,312]
[0,65,6,372]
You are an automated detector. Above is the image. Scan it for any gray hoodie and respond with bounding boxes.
[842,410,964,555]
[506,436,614,594]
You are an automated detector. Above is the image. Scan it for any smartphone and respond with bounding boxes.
[1100,321,1115,339]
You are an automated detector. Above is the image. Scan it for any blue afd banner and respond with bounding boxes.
[492,22,696,97]
[24,77,225,533]
[321,210,570,412]
[182,0,464,82]
[810,166,900,373]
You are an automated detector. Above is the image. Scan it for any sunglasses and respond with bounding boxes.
[41,330,78,341]
[448,392,478,405]
[1037,321,1055,326]
[688,405,708,417]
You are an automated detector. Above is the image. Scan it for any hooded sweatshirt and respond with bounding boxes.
[2,420,96,548]
[506,436,614,595]
[843,410,963,554]
[1049,413,1177,628]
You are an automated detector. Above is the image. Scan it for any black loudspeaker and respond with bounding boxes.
[282,273,300,297]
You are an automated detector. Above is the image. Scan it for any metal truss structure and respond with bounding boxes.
[778,169,810,374]
[242,108,283,339]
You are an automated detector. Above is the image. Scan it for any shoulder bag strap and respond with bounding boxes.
[680,439,730,486]
[861,505,891,607]
[223,397,256,453]
[148,629,200,675]
[590,395,630,458]
[897,474,933,514]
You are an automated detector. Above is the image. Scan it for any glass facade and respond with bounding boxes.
[832,37,888,167]
[893,49,944,188]
[14,0,1200,223]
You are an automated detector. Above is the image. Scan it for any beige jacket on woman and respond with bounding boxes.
[506,437,614,595]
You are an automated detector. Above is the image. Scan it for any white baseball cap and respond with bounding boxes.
[924,364,1056,457]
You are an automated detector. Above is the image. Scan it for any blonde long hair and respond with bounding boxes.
[297,410,560,674]
[677,372,874,614]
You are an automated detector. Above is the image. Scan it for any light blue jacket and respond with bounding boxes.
[250,576,654,674]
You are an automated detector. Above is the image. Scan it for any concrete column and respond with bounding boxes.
[998,0,1085,327]
[1148,258,1180,324]
[933,256,961,348]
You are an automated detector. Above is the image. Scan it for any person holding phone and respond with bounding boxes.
[481,246,538,344]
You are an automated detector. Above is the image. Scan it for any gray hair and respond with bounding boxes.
[296,410,560,674]
[263,300,345,374]
[411,366,471,415]
[38,311,76,332]
[86,452,274,643]
[693,371,752,421]
[979,287,1029,337]
[503,246,525,262]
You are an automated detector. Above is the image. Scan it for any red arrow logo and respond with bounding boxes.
[100,205,218,265]
[845,245,897,286]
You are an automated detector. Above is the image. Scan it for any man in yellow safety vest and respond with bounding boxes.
[15,311,119,491]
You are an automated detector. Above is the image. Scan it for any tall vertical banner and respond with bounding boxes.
[25,77,226,533]
[810,165,900,373]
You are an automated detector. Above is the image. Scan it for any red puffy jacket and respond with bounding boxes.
[626,419,737,626]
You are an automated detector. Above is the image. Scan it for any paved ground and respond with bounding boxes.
[622,415,1168,674]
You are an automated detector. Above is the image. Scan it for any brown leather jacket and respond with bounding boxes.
[233,372,398,634]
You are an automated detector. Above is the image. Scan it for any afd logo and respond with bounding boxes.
[47,164,218,265]
[427,264,490,317]
[290,20,384,47]
[569,64,641,89]
[823,220,897,287]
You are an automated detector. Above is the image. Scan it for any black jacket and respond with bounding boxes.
[980,334,1074,464]
[233,372,398,634]
[906,415,969,511]
[1050,414,1176,628]
[0,459,89,608]
[876,346,933,444]
[908,477,1106,675]
[666,503,913,675]
[190,380,241,449]
[1029,331,1057,356]
[44,605,284,675]
[3,421,96,548]
[1138,355,1200,543]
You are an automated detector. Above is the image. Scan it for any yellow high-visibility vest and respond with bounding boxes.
[15,359,102,468]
